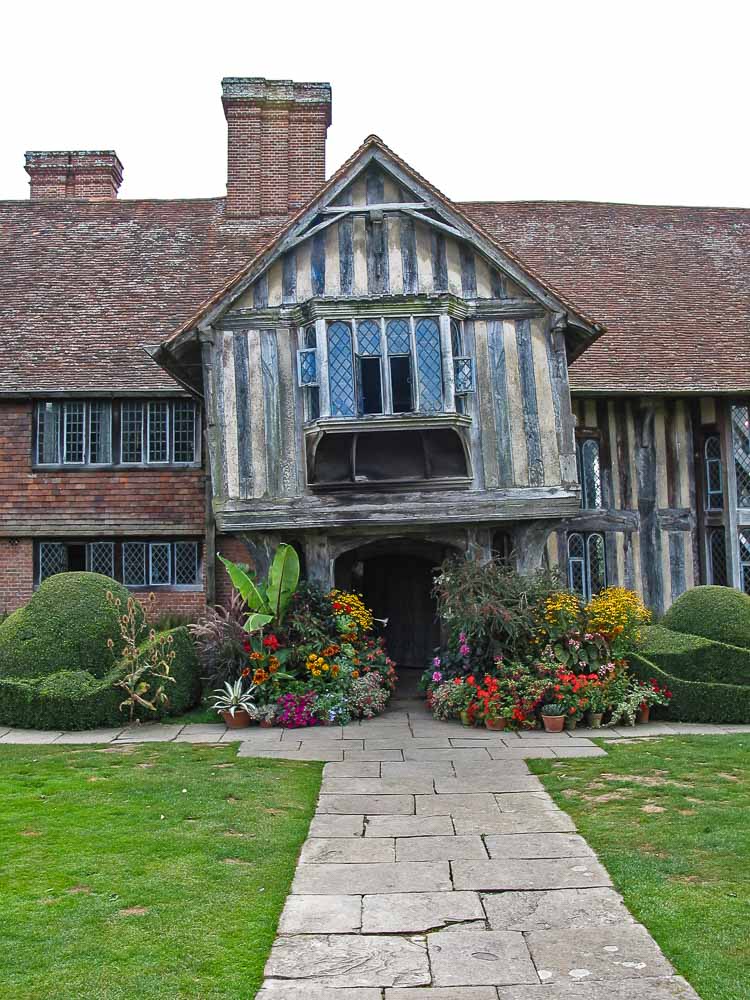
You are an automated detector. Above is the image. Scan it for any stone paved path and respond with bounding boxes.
[3,704,742,996]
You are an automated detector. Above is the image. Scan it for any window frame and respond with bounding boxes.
[576,435,603,510]
[567,530,607,602]
[35,538,202,591]
[704,434,724,511]
[33,399,200,469]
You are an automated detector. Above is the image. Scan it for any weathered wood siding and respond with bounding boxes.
[547,396,704,612]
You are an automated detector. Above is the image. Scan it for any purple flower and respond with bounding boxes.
[432,670,442,683]
[459,643,470,657]
[432,656,442,668]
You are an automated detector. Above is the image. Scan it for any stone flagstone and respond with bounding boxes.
[293,861,452,895]
[300,837,395,864]
[496,980,701,999]
[483,887,634,931]
[278,894,362,933]
[396,834,487,862]
[264,934,430,988]
[526,924,674,982]
[427,929,539,986]
[452,857,613,891]
[361,890,484,933]
[484,832,595,859]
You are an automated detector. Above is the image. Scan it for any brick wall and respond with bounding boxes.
[0,538,33,616]
[215,534,255,609]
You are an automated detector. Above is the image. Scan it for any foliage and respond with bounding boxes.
[0,743,321,999]
[585,586,652,654]
[218,543,300,632]
[0,626,200,730]
[189,590,249,688]
[539,701,566,717]
[629,652,750,724]
[107,591,176,721]
[642,624,750,686]
[0,572,141,680]
[661,585,750,650]
[347,671,389,719]
[432,556,563,665]
[608,676,672,726]
[153,612,193,632]
[530,736,750,1000]
[210,678,258,718]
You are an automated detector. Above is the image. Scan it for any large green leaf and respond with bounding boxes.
[244,612,274,633]
[266,544,300,623]
[218,555,270,614]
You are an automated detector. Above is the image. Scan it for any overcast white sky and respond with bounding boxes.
[2,0,748,207]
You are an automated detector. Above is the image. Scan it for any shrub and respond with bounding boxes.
[630,651,750,724]
[0,572,142,680]
[641,624,750,687]
[661,585,750,649]
[189,591,249,687]
[0,626,200,730]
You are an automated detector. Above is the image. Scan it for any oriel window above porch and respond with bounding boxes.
[298,314,474,422]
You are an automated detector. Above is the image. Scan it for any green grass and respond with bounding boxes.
[0,743,322,999]
[529,736,750,1000]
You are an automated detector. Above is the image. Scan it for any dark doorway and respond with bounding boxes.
[360,555,439,670]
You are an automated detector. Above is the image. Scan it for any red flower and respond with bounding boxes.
[263,634,280,651]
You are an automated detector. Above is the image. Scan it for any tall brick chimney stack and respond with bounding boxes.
[24,151,124,200]
[222,77,332,219]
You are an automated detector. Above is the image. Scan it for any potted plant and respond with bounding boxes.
[211,678,258,728]
[585,678,607,728]
[636,678,673,723]
[256,704,277,728]
[540,702,567,733]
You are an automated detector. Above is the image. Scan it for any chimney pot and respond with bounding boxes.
[24,150,124,201]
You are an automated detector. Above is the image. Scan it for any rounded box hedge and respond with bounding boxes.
[630,651,750,724]
[0,573,200,730]
[661,585,750,650]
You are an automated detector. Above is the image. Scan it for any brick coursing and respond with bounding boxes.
[0,539,34,616]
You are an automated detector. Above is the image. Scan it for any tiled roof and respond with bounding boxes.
[0,198,283,394]
[459,200,750,394]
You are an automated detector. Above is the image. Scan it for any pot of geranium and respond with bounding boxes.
[540,703,566,733]
[211,678,258,729]
[460,709,473,727]
[485,714,507,731]
[637,704,650,724]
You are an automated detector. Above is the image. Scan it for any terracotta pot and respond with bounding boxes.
[587,712,604,729]
[637,705,650,724]
[565,716,578,731]
[221,708,254,729]
[259,719,274,728]
[485,717,507,731]
[459,709,473,727]
[541,714,565,733]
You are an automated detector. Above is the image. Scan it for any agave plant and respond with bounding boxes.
[210,678,258,718]
[219,543,300,633]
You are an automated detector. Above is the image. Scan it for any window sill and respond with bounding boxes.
[32,463,203,473]
[306,412,472,435]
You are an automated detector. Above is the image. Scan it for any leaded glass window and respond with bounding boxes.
[147,402,170,463]
[87,541,115,577]
[454,357,475,394]
[63,401,86,463]
[173,400,196,463]
[356,319,382,356]
[704,435,724,510]
[122,542,147,586]
[578,438,603,509]
[568,531,606,601]
[297,348,317,386]
[386,318,411,355]
[414,318,443,412]
[121,401,144,464]
[731,405,750,508]
[149,542,171,585]
[39,542,67,582]
[356,319,383,415]
[37,402,61,464]
[327,321,356,417]
[709,528,728,586]
[740,532,750,595]
[175,541,200,585]
[88,402,112,464]
[301,326,320,421]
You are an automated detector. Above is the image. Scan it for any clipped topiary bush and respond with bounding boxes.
[661,585,750,649]
[641,624,750,687]
[630,651,750,724]
[0,626,200,730]
[0,572,143,680]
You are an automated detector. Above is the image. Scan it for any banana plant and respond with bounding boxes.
[219,543,300,633]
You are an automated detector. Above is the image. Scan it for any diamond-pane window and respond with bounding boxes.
[37,402,61,464]
[356,319,382,356]
[709,528,728,586]
[451,319,463,356]
[705,435,724,510]
[579,439,603,509]
[567,533,585,598]
[121,402,143,463]
[175,542,199,585]
[149,543,171,585]
[567,531,606,601]
[327,321,356,417]
[297,348,318,386]
[122,542,147,586]
[87,541,115,577]
[414,318,443,412]
[39,542,67,582]
[88,402,112,464]
[587,533,607,596]
[173,400,196,463]
[454,357,475,394]
[63,402,86,463]
[148,402,169,463]
[740,532,750,595]
[386,318,411,355]
[732,405,750,508]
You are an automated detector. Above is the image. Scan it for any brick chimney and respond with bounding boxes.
[221,77,332,219]
[25,151,124,200]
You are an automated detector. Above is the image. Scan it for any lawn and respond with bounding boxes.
[529,736,750,1000]
[0,742,321,999]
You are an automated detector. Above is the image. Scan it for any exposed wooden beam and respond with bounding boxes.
[320,202,427,215]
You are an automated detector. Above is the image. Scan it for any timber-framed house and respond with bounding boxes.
[1,77,748,669]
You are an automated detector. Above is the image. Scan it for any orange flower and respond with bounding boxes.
[252,668,268,685]
[351,670,360,679]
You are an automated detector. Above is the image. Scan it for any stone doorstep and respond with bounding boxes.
[264,934,430,988]
[427,929,538,987]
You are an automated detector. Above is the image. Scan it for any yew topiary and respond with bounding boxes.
[0,572,142,680]
[661,585,750,650]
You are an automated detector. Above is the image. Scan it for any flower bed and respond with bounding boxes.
[192,547,396,727]
[423,558,661,730]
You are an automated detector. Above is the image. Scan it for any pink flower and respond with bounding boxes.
[433,656,442,668]
[432,670,442,683]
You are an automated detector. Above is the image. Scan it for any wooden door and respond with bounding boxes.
[361,555,439,670]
